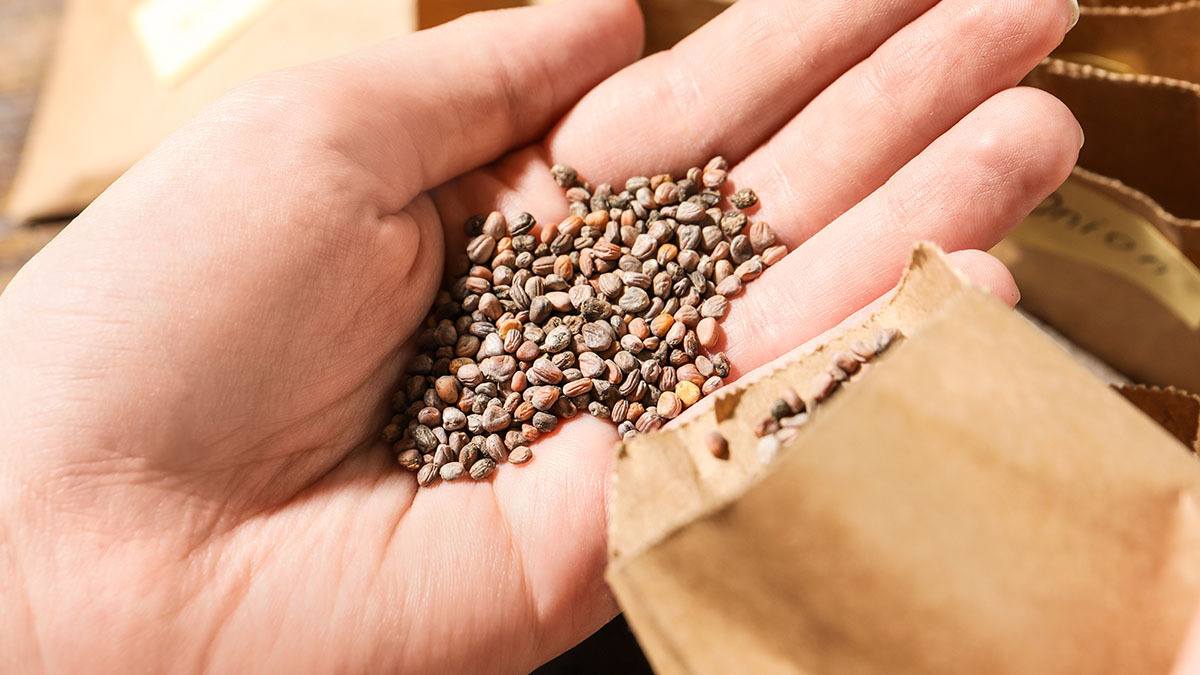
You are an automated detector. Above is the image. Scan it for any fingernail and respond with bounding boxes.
[1067,0,1080,31]
[1078,121,1085,150]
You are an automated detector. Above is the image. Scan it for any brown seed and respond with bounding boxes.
[563,378,594,397]
[676,363,704,386]
[701,376,723,396]
[761,244,788,266]
[715,275,743,297]
[676,201,705,223]
[811,372,838,401]
[696,317,720,348]
[480,355,517,382]
[706,431,730,459]
[482,406,512,432]
[735,258,764,282]
[850,340,875,361]
[442,407,467,431]
[754,416,780,437]
[469,458,496,480]
[657,391,683,419]
[397,449,422,471]
[484,434,508,463]
[731,188,758,209]
[483,211,507,239]
[435,376,460,403]
[417,463,439,486]
[514,401,537,421]
[531,386,561,411]
[467,235,497,264]
[551,164,578,187]
[417,406,442,427]
[619,287,651,313]
[458,442,479,467]
[833,351,861,375]
[651,313,675,338]
[876,327,901,353]
[673,305,700,328]
[509,446,534,464]
[780,387,804,415]
[700,295,729,319]
[440,462,465,481]
[530,358,564,385]
[748,222,776,253]
[582,322,615,351]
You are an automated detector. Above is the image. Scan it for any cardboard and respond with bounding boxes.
[1118,384,1200,454]
[609,244,1200,674]
[5,0,420,222]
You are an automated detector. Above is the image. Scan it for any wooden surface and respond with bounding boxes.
[0,0,64,289]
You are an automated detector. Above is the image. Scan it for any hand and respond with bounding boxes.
[0,0,1081,671]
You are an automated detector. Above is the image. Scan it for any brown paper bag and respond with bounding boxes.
[609,244,1200,674]
[995,5,1200,391]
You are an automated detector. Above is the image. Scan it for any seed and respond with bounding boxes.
[780,387,804,415]
[754,416,780,437]
[484,434,508,463]
[397,449,422,471]
[706,431,729,459]
[696,317,720,348]
[731,188,758,209]
[619,287,651,313]
[417,463,439,486]
[469,458,496,480]
[531,386,561,411]
[700,295,729,319]
[735,258,764,282]
[467,235,497,264]
[544,326,572,353]
[435,376,460,403]
[833,352,861,375]
[442,407,467,431]
[434,444,455,467]
[770,398,792,420]
[480,355,517,382]
[459,442,479,466]
[657,392,683,419]
[748,222,776,253]
[440,462,465,481]
[482,406,512,432]
[715,275,743,297]
[876,327,901,353]
[531,411,558,433]
[676,201,705,223]
[762,244,788,266]
[563,378,594,397]
[508,446,534,464]
[850,340,875,361]
[811,372,838,401]
[582,322,615,351]
[676,381,701,406]
[417,407,441,427]
[702,376,723,396]
[551,164,578,188]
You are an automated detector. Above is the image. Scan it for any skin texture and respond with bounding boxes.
[0,0,1083,672]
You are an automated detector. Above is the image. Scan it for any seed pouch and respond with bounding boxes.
[993,4,1200,392]
[607,243,1200,674]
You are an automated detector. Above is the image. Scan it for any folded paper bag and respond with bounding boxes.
[608,243,1200,674]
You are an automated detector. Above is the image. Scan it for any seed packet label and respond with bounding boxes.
[131,0,282,85]
[1011,175,1200,329]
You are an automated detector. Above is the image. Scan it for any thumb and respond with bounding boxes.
[292,0,644,203]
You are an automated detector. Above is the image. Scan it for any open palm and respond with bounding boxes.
[0,0,1080,672]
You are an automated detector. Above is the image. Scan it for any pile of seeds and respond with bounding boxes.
[752,327,903,464]
[383,158,788,486]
